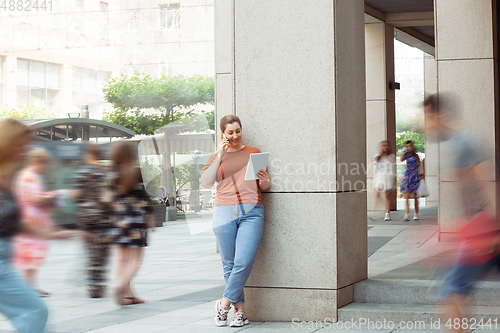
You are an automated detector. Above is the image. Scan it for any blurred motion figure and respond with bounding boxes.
[110,141,155,306]
[13,148,63,297]
[424,93,498,333]
[73,144,113,298]
[0,119,79,333]
[372,140,396,220]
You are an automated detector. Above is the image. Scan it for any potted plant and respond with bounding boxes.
[150,197,167,227]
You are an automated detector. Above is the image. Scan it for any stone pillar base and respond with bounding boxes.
[244,286,354,322]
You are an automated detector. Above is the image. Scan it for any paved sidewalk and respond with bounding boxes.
[0,205,485,332]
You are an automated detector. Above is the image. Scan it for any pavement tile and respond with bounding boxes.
[88,323,174,333]
[0,207,446,332]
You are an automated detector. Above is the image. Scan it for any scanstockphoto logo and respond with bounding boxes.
[136,114,395,236]
[268,159,387,193]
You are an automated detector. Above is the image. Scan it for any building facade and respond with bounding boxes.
[0,0,214,118]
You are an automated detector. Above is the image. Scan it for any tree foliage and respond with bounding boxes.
[396,131,425,153]
[0,105,57,120]
[102,74,214,135]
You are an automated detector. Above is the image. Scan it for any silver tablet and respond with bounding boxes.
[244,152,270,181]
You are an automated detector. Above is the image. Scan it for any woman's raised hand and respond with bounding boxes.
[219,136,230,155]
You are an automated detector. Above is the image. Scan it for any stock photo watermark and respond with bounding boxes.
[292,317,499,330]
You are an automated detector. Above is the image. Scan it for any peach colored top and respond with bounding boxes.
[203,146,265,206]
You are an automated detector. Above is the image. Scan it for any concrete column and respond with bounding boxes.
[4,56,17,106]
[365,22,397,211]
[423,54,439,207]
[215,0,367,321]
[435,0,499,232]
[214,0,234,144]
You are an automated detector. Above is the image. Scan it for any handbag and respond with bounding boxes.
[459,210,500,264]
[417,179,430,198]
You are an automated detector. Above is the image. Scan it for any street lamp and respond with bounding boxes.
[68,106,80,118]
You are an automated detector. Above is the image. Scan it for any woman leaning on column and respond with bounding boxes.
[201,115,270,327]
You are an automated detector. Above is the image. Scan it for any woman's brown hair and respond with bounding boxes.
[0,119,31,176]
[220,115,242,140]
[110,140,139,194]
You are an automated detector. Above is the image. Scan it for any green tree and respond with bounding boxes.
[396,131,425,153]
[0,105,57,120]
[102,74,214,135]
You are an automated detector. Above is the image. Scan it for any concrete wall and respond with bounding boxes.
[365,22,397,211]
[423,54,438,207]
[434,0,499,232]
[215,0,367,321]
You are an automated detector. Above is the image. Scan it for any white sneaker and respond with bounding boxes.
[214,299,230,327]
[413,214,419,220]
[384,213,391,221]
[402,214,409,221]
[230,308,249,327]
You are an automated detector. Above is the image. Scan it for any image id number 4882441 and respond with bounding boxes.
[1,0,53,11]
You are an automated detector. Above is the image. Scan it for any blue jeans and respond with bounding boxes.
[438,243,500,300]
[213,204,264,306]
[0,238,48,333]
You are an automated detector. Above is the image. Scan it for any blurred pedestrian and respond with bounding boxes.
[200,115,270,327]
[424,94,497,333]
[73,144,113,298]
[0,119,81,333]
[110,141,155,306]
[372,140,396,221]
[13,148,63,297]
[400,140,422,221]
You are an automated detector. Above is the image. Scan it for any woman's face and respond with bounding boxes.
[405,143,414,153]
[34,160,48,174]
[380,142,389,153]
[223,123,242,148]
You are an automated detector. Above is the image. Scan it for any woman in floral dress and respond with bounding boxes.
[109,141,155,306]
[400,140,422,221]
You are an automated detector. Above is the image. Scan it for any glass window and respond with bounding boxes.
[160,5,180,30]
[17,86,30,105]
[47,89,61,109]
[99,2,108,38]
[31,61,46,88]
[47,0,59,29]
[74,0,84,33]
[46,63,60,89]
[129,10,140,32]
[16,60,61,110]
[83,70,96,94]
[30,87,46,108]
[17,60,30,86]
[73,68,83,90]
[72,68,109,117]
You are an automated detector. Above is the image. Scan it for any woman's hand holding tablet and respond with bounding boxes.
[245,153,270,181]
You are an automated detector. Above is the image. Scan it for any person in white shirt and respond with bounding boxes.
[372,140,396,221]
